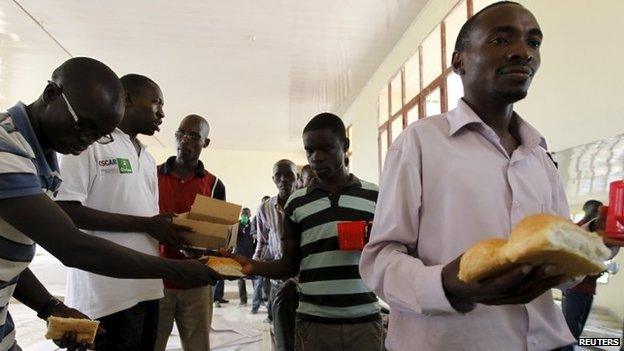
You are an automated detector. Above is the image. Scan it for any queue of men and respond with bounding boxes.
[0,2,616,351]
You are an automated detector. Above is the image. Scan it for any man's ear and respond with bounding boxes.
[42,82,61,103]
[203,138,211,148]
[125,92,133,107]
[452,51,465,75]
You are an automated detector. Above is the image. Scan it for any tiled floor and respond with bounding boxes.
[17,251,273,351]
[16,280,272,351]
[12,251,624,350]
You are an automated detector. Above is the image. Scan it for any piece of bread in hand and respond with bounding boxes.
[45,316,99,344]
[459,214,611,283]
[206,256,245,277]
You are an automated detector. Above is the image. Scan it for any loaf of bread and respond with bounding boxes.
[45,316,99,344]
[206,256,245,277]
[458,214,611,283]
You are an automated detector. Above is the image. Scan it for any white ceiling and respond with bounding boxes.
[0,0,428,151]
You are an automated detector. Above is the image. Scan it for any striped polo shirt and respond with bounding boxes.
[0,102,62,351]
[284,174,380,323]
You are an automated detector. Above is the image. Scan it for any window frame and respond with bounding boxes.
[377,0,478,173]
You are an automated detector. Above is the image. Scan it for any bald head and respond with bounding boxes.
[175,114,211,163]
[181,114,210,138]
[50,57,125,133]
[273,159,297,174]
[35,57,124,155]
[272,159,297,198]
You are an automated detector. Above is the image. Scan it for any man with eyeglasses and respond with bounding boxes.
[154,114,225,351]
[55,74,195,351]
[0,57,218,351]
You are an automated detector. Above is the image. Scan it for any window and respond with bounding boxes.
[404,54,420,101]
[391,117,403,142]
[390,72,403,116]
[379,130,388,170]
[445,1,468,64]
[421,25,442,88]
[407,106,419,126]
[378,88,389,125]
[447,73,463,110]
[425,88,441,117]
[378,0,477,171]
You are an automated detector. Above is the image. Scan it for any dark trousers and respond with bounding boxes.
[270,280,299,351]
[264,277,272,317]
[294,317,384,351]
[262,276,270,301]
[94,299,159,351]
[562,289,594,340]
[214,280,225,301]
[238,277,249,304]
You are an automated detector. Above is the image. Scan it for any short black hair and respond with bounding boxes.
[120,74,158,98]
[303,113,347,144]
[454,1,522,52]
[582,200,603,214]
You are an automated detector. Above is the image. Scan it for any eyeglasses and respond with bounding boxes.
[175,130,202,142]
[48,80,114,145]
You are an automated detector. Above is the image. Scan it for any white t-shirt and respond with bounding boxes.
[55,129,163,319]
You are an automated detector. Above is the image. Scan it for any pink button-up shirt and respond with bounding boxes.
[360,100,575,351]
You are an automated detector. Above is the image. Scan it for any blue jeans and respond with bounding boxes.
[251,276,264,311]
[213,280,224,301]
[562,289,594,340]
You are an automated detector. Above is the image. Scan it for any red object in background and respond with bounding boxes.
[337,221,369,251]
[606,180,624,239]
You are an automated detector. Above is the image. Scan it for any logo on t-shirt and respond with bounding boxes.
[117,158,132,173]
[98,158,133,174]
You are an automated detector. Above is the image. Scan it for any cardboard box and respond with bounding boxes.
[173,195,242,250]
[188,195,241,225]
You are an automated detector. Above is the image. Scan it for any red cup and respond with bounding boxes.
[606,180,624,240]
[337,221,369,251]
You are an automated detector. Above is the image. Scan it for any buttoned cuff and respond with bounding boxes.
[413,264,461,315]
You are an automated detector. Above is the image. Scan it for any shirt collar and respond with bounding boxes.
[307,173,362,194]
[113,128,148,150]
[8,102,39,152]
[8,102,59,172]
[447,98,547,150]
[159,156,206,177]
[269,196,280,209]
[7,101,61,191]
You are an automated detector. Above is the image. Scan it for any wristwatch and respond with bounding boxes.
[37,297,63,320]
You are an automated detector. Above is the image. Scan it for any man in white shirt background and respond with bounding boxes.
[55,74,190,351]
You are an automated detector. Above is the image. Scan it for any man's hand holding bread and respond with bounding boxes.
[442,214,611,313]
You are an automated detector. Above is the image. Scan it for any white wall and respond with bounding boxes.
[148,146,307,213]
[343,0,624,320]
